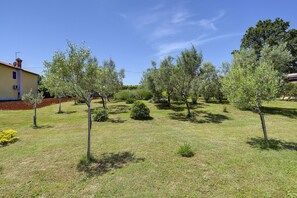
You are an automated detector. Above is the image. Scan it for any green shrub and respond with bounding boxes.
[126,98,136,104]
[0,129,19,145]
[114,89,153,101]
[114,90,136,100]
[177,143,194,157]
[93,109,108,122]
[136,89,153,100]
[130,101,151,120]
[282,83,297,100]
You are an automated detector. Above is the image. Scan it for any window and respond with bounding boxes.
[13,71,16,79]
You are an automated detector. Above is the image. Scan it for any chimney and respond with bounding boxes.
[16,58,22,68]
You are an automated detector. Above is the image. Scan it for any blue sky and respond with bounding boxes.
[1,0,296,85]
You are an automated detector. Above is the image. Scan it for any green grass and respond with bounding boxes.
[0,99,297,197]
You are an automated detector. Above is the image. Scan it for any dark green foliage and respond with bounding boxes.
[130,101,151,120]
[126,98,136,104]
[137,89,153,100]
[239,18,297,73]
[282,83,297,100]
[38,82,52,98]
[114,90,135,100]
[93,108,108,122]
[121,85,140,90]
[177,143,195,157]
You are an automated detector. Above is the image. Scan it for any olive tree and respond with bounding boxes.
[159,56,175,106]
[45,41,100,160]
[173,46,202,116]
[222,46,291,145]
[96,59,125,109]
[141,61,162,102]
[198,62,220,103]
[42,73,68,113]
[22,89,44,127]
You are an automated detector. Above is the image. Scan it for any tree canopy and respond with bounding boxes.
[44,41,100,160]
[239,18,297,73]
[173,46,203,116]
[223,47,283,144]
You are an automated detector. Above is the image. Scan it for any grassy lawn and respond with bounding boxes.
[0,99,297,197]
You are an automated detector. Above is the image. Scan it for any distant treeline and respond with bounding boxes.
[121,85,140,90]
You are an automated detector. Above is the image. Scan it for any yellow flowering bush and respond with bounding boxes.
[0,129,19,145]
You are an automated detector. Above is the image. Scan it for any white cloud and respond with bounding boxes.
[136,8,226,42]
[171,11,191,24]
[187,10,225,30]
[136,12,165,28]
[155,33,241,57]
[135,7,192,39]
[151,28,179,39]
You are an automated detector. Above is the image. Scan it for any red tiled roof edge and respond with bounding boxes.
[0,61,39,76]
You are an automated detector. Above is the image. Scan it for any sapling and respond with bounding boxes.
[22,89,44,127]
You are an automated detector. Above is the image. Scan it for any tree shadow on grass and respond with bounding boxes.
[155,103,171,110]
[247,137,297,151]
[32,125,54,129]
[261,106,297,119]
[56,110,77,114]
[86,105,130,115]
[203,100,230,104]
[109,105,130,114]
[85,107,104,114]
[168,110,229,124]
[107,118,127,123]
[77,152,145,177]
[155,103,203,112]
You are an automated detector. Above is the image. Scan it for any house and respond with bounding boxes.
[0,58,39,101]
[287,73,297,83]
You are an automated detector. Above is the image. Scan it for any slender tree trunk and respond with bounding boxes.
[58,97,62,113]
[104,97,108,109]
[167,93,171,107]
[259,111,268,145]
[183,94,191,116]
[101,96,106,109]
[33,104,37,127]
[87,95,91,160]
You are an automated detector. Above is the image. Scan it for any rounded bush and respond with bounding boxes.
[0,129,19,145]
[130,101,151,120]
[93,109,108,122]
